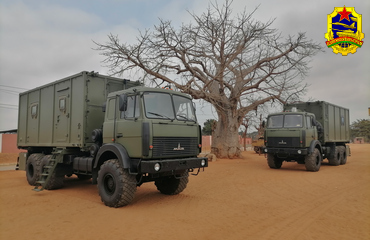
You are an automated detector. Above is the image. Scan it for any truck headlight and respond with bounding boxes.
[154,163,161,172]
[201,159,206,167]
[297,150,302,154]
[264,149,268,153]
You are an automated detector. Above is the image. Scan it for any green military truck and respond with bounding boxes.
[17,71,207,207]
[263,101,350,172]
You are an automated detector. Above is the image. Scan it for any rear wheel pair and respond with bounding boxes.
[328,146,347,166]
[25,154,64,189]
[26,153,44,185]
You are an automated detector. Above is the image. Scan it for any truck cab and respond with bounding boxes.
[96,86,205,175]
[265,109,318,153]
[264,109,320,166]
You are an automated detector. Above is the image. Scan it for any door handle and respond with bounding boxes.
[116,133,123,138]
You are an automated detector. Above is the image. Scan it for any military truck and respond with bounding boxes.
[252,137,264,154]
[17,71,207,207]
[263,101,350,172]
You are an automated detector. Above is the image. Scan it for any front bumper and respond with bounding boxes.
[140,157,208,174]
[263,147,308,155]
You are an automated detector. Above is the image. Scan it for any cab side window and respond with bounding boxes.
[306,116,312,128]
[121,95,140,119]
[106,98,115,120]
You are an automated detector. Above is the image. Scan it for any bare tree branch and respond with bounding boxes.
[94,0,322,158]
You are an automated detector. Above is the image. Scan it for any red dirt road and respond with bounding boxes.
[1,144,369,240]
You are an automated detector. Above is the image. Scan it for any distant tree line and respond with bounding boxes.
[351,119,370,142]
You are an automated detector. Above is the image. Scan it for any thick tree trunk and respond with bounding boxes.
[211,109,241,158]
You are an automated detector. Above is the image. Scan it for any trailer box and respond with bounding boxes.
[17,71,140,149]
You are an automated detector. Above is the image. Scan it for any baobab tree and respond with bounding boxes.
[95,0,322,158]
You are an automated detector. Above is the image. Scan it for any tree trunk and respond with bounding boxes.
[211,109,241,158]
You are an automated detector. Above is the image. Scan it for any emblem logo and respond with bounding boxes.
[325,6,364,55]
[173,143,185,151]
[279,140,287,145]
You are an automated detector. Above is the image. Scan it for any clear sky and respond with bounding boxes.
[0,0,369,131]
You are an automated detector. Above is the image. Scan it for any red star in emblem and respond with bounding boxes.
[338,6,351,22]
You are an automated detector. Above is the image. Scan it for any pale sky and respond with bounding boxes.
[0,0,369,131]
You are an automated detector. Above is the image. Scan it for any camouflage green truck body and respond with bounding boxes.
[17,71,207,207]
[264,101,350,171]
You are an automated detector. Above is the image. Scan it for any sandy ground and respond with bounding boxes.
[0,144,369,240]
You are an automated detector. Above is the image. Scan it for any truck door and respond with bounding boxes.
[102,95,142,158]
[25,90,40,144]
[305,115,317,145]
[54,87,70,143]
[116,95,142,158]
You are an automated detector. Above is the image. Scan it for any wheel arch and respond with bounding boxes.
[94,143,130,170]
[308,140,322,154]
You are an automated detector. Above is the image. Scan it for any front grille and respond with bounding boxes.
[152,137,198,158]
[267,137,300,148]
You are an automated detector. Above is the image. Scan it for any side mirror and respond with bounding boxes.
[119,94,128,111]
[262,120,266,128]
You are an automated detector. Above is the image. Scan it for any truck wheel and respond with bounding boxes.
[339,146,347,165]
[26,153,44,186]
[267,154,282,169]
[155,170,189,195]
[305,148,322,172]
[97,159,137,207]
[328,146,341,166]
[41,155,64,190]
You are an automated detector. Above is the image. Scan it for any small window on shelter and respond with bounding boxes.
[59,97,66,112]
[31,104,38,119]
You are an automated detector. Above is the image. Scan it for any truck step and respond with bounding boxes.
[33,152,60,192]
[32,186,44,192]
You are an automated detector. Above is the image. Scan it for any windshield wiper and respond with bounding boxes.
[147,112,172,120]
[177,114,195,122]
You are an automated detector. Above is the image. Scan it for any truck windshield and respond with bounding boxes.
[143,92,196,121]
[267,114,303,128]
[143,92,175,119]
[173,95,196,122]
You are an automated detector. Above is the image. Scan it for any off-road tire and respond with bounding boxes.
[155,170,189,195]
[26,153,44,186]
[267,154,282,169]
[339,146,347,165]
[328,146,341,166]
[41,155,64,190]
[97,159,137,208]
[305,148,322,172]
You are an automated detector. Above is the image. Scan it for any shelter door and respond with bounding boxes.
[54,87,70,143]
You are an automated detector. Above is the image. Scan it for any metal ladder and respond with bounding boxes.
[33,151,60,192]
